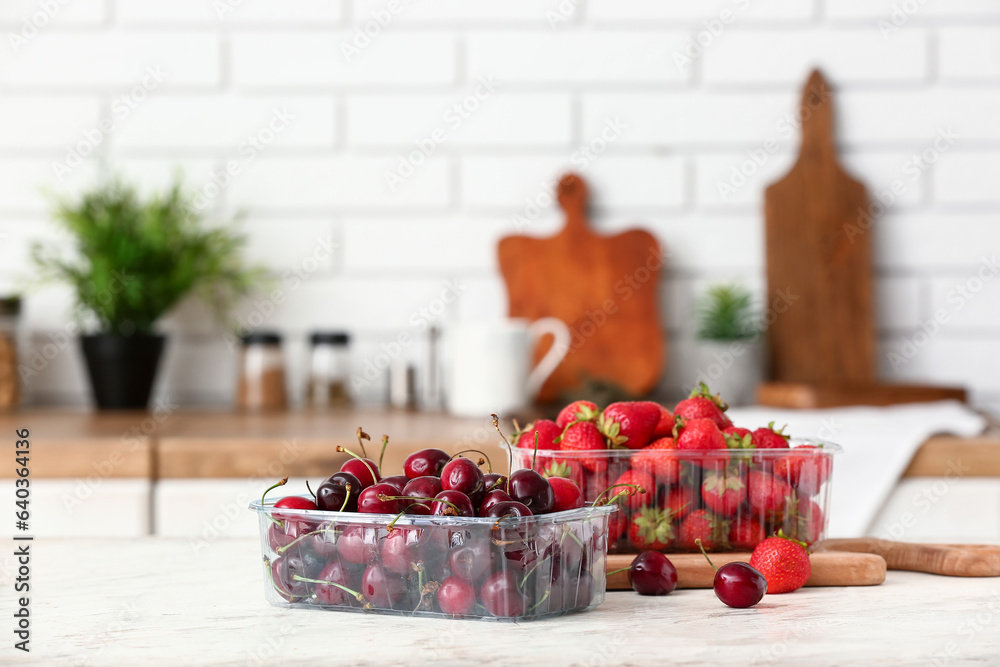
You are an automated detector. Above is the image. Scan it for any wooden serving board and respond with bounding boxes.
[605,551,886,590]
[498,173,664,403]
[764,69,876,385]
[815,539,1000,578]
[756,382,967,409]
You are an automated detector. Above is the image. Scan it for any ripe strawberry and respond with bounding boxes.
[723,426,753,450]
[774,445,832,497]
[701,470,747,516]
[631,436,680,484]
[628,506,676,551]
[729,516,766,551]
[749,535,811,594]
[675,418,727,449]
[612,469,654,511]
[651,404,675,439]
[608,509,628,545]
[556,400,599,429]
[748,470,794,520]
[557,421,608,473]
[673,382,731,430]
[677,509,728,551]
[514,419,562,451]
[661,485,697,521]
[752,422,791,449]
[599,401,661,450]
[781,497,824,546]
[536,456,585,489]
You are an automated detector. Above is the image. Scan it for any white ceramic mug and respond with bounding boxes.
[446,318,571,417]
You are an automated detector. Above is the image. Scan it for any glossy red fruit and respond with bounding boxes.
[315,472,362,512]
[558,421,609,473]
[437,576,476,615]
[401,476,443,514]
[678,509,727,551]
[629,551,678,595]
[749,535,811,594]
[701,470,747,516]
[341,457,381,489]
[607,509,628,545]
[661,485,697,521]
[449,538,493,582]
[338,525,378,564]
[714,562,767,608]
[479,488,513,515]
[480,571,527,617]
[431,490,475,517]
[537,456,586,489]
[515,419,563,450]
[272,495,318,519]
[676,418,728,452]
[556,400,599,429]
[729,515,766,550]
[380,527,422,575]
[379,474,409,494]
[484,500,533,519]
[782,497,824,546]
[507,469,554,514]
[314,560,358,605]
[631,437,680,484]
[774,445,832,496]
[752,422,791,449]
[722,426,754,450]
[361,564,406,606]
[440,457,486,503]
[613,469,654,511]
[357,482,401,514]
[549,477,584,512]
[403,448,451,479]
[599,401,662,450]
[673,382,731,430]
[748,470,794,519]
[651,404,675,439]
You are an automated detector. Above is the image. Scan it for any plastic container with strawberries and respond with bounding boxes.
[507,386,841,554]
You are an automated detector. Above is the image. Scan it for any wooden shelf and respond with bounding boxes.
[2,409,998,479]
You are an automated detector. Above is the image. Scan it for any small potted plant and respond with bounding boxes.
[33,178,264,410]
[692,283,762,406]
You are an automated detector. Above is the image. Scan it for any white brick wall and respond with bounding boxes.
[0,0,997,411]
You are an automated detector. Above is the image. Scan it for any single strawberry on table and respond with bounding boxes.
[701,469,747,517]
[514,419,562,450]
[749,534,811,594]
[599,401,662,450]
[556,400,599,429]
[628,506,677,551]
[677,508,728,551]
[673,382,732,430]
[557,420,609,473]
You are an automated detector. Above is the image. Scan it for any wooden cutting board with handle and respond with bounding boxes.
[763,69,876,385]
[605,539,1000,590]
[498,173,664,402]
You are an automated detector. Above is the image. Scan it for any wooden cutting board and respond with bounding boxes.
[815,538,1000,578]
[764,69,876,385]
[498,173,664,402]
[605,551,886,590]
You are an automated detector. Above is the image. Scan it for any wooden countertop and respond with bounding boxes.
[12,538,1000,665]
[2,409,998,479]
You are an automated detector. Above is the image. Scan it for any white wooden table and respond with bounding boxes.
[6,539,1000,666]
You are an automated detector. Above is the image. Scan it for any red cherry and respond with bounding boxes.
[437,576,476,616]
[440,457,486,505]
[480,571,526,617]
[714,562,767,608]
[403,448,450,479]
[341,457,381,489]
[628,551,677,595]
[361,564,406,606]
[272,495,317,519]
[479,488,513,515]
[357,482,401,514]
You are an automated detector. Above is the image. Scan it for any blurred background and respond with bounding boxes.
[0,0,996,412]
[0,0,998,545]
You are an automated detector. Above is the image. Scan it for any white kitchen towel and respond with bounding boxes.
[726,401,987,537]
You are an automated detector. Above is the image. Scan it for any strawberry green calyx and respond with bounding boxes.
[543,460,575,478]
[725,431,753,449]
[572,403,600,422]
[633,508,675,545]
[598,414,629,448]
[690,382,729,412]
[703,471,746,495]
[767,421,791,442]
[671,414,686,439]
[775,528,809,551]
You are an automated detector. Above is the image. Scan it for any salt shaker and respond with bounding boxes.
[306,331,352,408]
[236,332,287,411]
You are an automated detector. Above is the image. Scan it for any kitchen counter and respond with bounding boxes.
[10,538,1000,666]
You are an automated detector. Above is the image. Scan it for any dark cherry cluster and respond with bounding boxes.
[261,422,605,619]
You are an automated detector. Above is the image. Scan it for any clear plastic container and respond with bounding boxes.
[250,500,615,620]
[510,439,840,554]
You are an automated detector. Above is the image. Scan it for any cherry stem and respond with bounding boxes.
[532,431,539,470]
[261,476,289,526]
[292,574,364,602]
[378,435,389,470]
[606,566,631,576]
[276,524,338,555]
[486,475,507,492]
[305,479,316,500]
[378,494,460,516]
[450,449,494,473]
[491,413,513,494]
[336,445,377,484]
[694,538,718,572]
[592,483,646,506]
[339,483,353,512]
[355,427,370,459]
[528,588,551,612]
[387,502,430,531]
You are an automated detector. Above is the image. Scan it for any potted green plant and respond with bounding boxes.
[33,178,264,410]
[692,283,763,406]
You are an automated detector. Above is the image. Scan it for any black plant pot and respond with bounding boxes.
[80,334,166,410]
